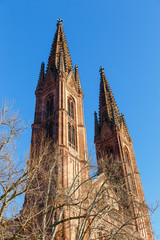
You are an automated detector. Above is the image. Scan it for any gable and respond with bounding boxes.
[66,71,78,93]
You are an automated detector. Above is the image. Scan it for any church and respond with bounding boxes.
[25,18,154,239]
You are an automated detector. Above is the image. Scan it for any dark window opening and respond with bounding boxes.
[68,123,71,143]
[71,126,75,145]
[68,123,75,147]
[71,102,74,119]
[68,98,74,119]
[46,96,54,118]
[68,99,70,116]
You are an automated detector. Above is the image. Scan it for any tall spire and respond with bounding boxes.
[99,66,121,127]
[47,18,73,74]
[74,65,82,93]
[37,62,45,89]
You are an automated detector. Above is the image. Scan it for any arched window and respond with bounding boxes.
[68,97,76,148]
[68,123,71,143]
[68,99,70,116]
[71,126,75,145]
[71,102,74,119]
[68,123,75,146]
[46,96,54,118]
[68,98,74,119]
[45,122,53,139]
[125,151,129,163]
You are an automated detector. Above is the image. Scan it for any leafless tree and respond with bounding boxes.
[0,103,156,240]
[0,102,27,238]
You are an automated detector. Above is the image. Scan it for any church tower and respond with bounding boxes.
[32,19,87,161]
[30,19,88,239]
[24,20,154,240]
[94,67,154,240]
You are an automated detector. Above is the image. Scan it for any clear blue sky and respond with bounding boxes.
[0,0,160,237]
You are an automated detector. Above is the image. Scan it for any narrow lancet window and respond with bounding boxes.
[71,102,74,119]
[68,123,71,143]
[68,99,70,116]
[46,96,54,117]
[71,125,75,145]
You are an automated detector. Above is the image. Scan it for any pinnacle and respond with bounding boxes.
[37,62,45,88]
[75,65,82,93]
[121,114,132,141]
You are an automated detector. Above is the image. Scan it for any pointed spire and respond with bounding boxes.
[47,18,73,74]
[75,65,82,93]
[99,66,121,127]
[94,111,99,140]
[37,62,45,88]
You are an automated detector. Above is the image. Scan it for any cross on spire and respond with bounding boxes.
[57,18,63,24]
[99,66,104,73]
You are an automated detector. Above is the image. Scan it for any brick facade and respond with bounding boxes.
[26,19,154,239]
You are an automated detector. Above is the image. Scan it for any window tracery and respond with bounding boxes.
[68,96,76,148]
[68,98,74,119]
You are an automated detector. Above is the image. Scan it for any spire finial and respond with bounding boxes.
[99,66,104,73]
[57,18,63,25]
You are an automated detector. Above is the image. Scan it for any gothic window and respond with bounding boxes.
[71,125,75,145]
[125,151,129,163]
[71,102,74,119]
[68,99,70,116]
[45,122,53,139]
[68,123,75,147]
[68,123,71,143]
[46,96,54,118]
[68,96,76,148]
[68,98,74,119]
